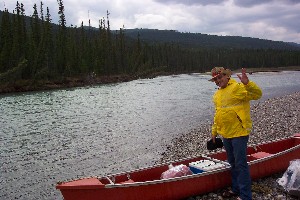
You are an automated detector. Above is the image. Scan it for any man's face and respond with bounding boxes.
[213,74,229,89]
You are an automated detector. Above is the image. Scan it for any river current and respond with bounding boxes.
[1,71,299,199]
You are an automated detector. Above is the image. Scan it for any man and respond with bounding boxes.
[209,67,262,200]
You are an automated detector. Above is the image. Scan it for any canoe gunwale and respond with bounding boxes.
[248,142,300,165]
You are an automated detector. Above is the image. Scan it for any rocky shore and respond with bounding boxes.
[159,92,300,200]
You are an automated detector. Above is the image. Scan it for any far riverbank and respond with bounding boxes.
[1,66,299,94]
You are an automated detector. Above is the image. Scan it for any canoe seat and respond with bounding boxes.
[250,151,273,159]
[120,179,135,184]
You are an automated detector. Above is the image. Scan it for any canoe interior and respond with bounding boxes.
[209,136,300,162]
[99,156,209,184]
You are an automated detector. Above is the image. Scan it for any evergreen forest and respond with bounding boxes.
[0,1,300,93]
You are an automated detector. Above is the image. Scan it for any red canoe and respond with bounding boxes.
[56,134,300,200]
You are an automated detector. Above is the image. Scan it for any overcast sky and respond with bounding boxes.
[2,0,300,44]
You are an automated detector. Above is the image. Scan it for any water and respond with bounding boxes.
[0,71,299,200]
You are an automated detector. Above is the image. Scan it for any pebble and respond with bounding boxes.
[159,92,300,199]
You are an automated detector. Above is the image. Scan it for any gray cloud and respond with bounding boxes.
[233,0,273,7]
[234,0,300,7]
[153,0,226,6]
[2,0,300,44]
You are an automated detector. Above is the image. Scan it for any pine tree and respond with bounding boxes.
[10,2,21,67]
[56,0,67,75]
[19,3,29,79]
[0,9,13,73]
[44,7,54,78]
[30,3,41,77]
[105,10,115,75]
[116,26,126,74]
[40,2,44,22]
[0,2,28,83]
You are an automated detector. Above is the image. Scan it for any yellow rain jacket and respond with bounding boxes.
[212,79,262,138]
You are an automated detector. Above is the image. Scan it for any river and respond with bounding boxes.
[0,71,299,200]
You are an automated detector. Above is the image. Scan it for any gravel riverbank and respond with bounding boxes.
[159,92,300,200]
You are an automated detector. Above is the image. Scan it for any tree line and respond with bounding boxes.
[0,1,300,89]
[124,29,300,50]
